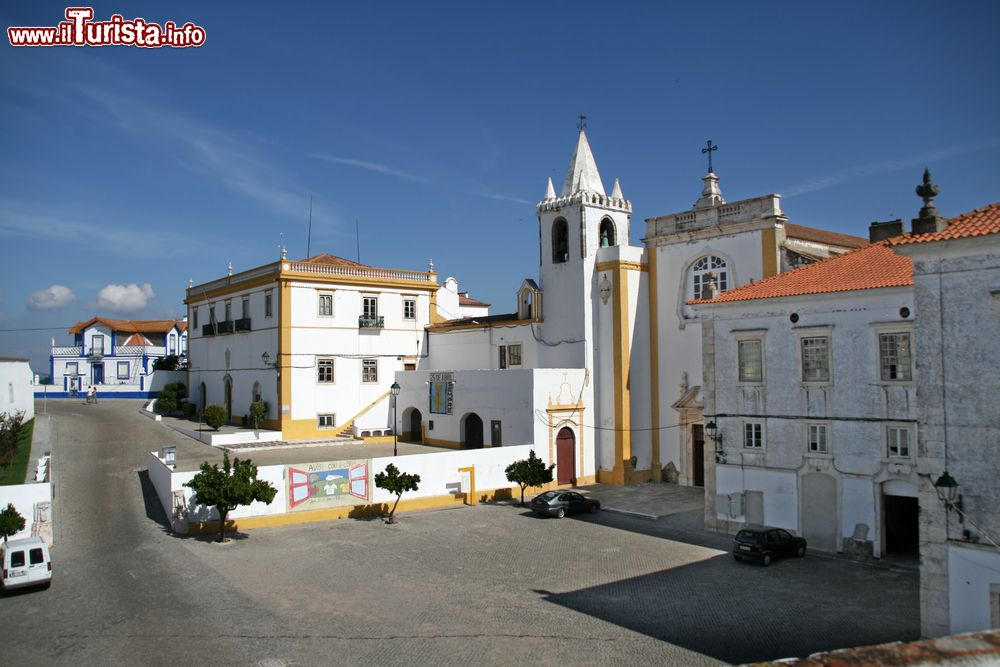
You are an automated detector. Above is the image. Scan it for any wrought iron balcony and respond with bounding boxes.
[358,315,384,329]
[235,318,252,332]
[216,320,234,334]
[201,324,216,336]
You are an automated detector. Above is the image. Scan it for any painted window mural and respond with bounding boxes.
[287,460,369,511]
[429,371,454,414]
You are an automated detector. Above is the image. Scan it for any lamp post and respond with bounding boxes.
[390,381,401,457]
[933,470,962,518]
[705,420,725,464]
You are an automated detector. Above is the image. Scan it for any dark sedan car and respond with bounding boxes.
[732,527,807,566]
[530,491,600,518]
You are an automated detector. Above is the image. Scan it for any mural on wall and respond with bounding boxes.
[429,371,454,414]
[287,459,370,511]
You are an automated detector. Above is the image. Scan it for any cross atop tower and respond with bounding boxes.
[577,114,588,131]
[702,139,719,174]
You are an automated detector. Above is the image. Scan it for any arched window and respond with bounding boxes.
[691,256,728,300]
[599,218,616,247]
[519,287,534,320]
[252,381,262,405]
[552,218,569,264]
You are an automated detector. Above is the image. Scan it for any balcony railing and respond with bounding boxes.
[235,318,252,332]
[51,345,168,357]
[216,320,234,334]
[201,321,234,336]
[358,316,384,329]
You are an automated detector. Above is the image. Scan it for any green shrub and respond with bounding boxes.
[164,382,188,399]
[249,401,267,429]
[181,402,196,418]
[154,396,178,415]
[203,404,227,430]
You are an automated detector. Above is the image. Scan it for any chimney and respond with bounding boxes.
[869,219,904,243]
[911,169,948,235]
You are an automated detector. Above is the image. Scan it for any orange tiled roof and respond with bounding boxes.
[68,317,186,335]
[458,294,490,307]
[121,333,154,346]
[784,223,868,249]
[690,243,912,304]
[888,202,1000,245]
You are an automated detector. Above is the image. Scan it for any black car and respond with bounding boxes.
[732,527,807,566]
[529,491,600,518]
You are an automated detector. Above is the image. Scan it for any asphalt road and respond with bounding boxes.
[1,400,919,666]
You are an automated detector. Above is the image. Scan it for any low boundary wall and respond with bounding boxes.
[0,483,53,545]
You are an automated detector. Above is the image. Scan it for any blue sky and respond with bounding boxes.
[2,1,999,374]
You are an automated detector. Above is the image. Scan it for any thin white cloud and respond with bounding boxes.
[310,153,427,184]
[95,283,154,313]
[27,285,76,310]
[782,141,1000,198]
[477,192,532,205]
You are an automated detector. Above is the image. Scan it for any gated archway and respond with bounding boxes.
[408,408,423,443]
[463,413,484,449]
[556,426,576,485]
[223,375,233,425]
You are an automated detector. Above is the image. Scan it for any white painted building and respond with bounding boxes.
[48,317,187,397]
[888,197,1000,636]
[0,357,35,422]
[693,242,918,557]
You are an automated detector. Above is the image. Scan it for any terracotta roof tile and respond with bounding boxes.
[691,243,912,304]
[458,294,490,307]
[121,333,154,346]
[784,223,868,249]
[888,202,1000,245]
[69,317,186,335]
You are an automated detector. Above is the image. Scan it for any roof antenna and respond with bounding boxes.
[306,194,314,258]
[355,218,361,264]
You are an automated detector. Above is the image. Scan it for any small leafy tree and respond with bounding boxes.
[373,463,421,524]
[153,355,182,371]
[154,396,178,415]
[203,404,227,430]
[505,449,555,506]
[185,452,277,542]
[249,401,267,430]
[0,411,27,468]
[0,503,25,541]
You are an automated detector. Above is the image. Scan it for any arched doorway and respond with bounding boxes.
[463,413,483,449]
[556,427,576,485]
[223,376,233,425]
[408,408,423,444]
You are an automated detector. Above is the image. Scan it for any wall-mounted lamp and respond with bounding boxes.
[705,420,726,464]
[262,352,275,368]
[933,470,963,518]
[390,381,401,457]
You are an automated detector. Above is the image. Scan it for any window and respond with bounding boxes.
[362,359,377,383]
[252,381,262,404]
[317,358,335,383]
[242,296,250,320]
[599,218,616,247]
[363,296,378,319]
[92,334,105,355]
[879,332,912,381]
[224,300,232,322]
[318,414,336,428]
[743,422,763,449]
[887,426,912,458]
[168,334,176,354]
[508,344,522,366]
[403,298,416,320]
[192,308,199,329]
[318,293,333,317]
[691,256,728,300]
[265,291,273,318]
[738,339,763,383]
[117,361,129,380]
[66,362,78,376]
[29,547,44,565]
[808,423,828,454]
[499,346,506,369]
[10,550,25,568]
[210,303,217,325]
[404,362,416,371]
[801,336,830,382]
[552,218,569,263]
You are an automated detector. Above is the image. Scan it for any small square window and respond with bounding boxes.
[318,293,333,317]
[117,361,130,380]
[738,339,763,383]
[318,414,336,428]
[508,344,522,366]
[808,423,828,454]
[362,358,377,383]
[403,298,416,320]
[801,336,830,383]
[887,426,911,458]
[317,358,334,383]
[66,362,78,376]
[879,332,912,382]
[743,422,764,449]
[265,292,273,318]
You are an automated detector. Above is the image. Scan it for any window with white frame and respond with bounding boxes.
[362,358,377,383]
[318,293,333,317]
[403,298,416,320]
[168,334,176,354]
[808,423,829,454]
[801,336,830,382]
[117,361,129,380]
[743,422,764,449]
[242,296,250,320]
[738,339,763,383]
[879,332,913,381]
[691,256,728,300]
[363,296,378,319]
[265,291,273,318]
[66,362,78,377]
[318,414,336,428]
[887,425,912,458]
[317,358,335,383]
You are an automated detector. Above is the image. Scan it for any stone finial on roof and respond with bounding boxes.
[544,177,556,201]
[428,259,435,273]
[695,172,726,210]
[227,262,233,277]
[188,278,193,288]
[912,169,947,235]
[611,178,624,200]
[562,129,606,197]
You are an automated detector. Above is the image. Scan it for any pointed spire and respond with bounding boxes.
[695,172,726,209]
[227,262,233,277]
[611,178,623,200]
[562,129,606,197]
[544,177,556,201]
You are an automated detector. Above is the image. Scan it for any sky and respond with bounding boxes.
[2,1,999,375]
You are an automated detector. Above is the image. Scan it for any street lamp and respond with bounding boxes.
[933,470,962,516]
[705,419,726,464]
[261,351,270,367]
[390,381,401,456]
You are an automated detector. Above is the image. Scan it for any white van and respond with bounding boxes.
[1,537,52,591]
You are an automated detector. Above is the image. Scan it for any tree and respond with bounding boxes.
[185,452,277,542]
[248,401,267,430]
[505,450,555,506]
[0,503,25,542]
[0,411,26,468]
[203,404,227,430]
[373,463,420,524]
[153,355,182,371]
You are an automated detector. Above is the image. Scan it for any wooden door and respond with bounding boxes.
[556,427,575,485]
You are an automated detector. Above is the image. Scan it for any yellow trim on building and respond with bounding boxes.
[647,248,661,481]
[427,317,536,333]
[546,398,586,484]
[422,436,463,449]
[596,259,647,273]
[185,274,281,304]
[278,277,293,435]
[610,264,632,485]
[458,466,476,506]
[428,289,446,324]
[761,227,779,278]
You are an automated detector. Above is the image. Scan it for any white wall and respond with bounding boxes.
[0,360,34,421]
[0,483,52,543]
[948,544,1000,633]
